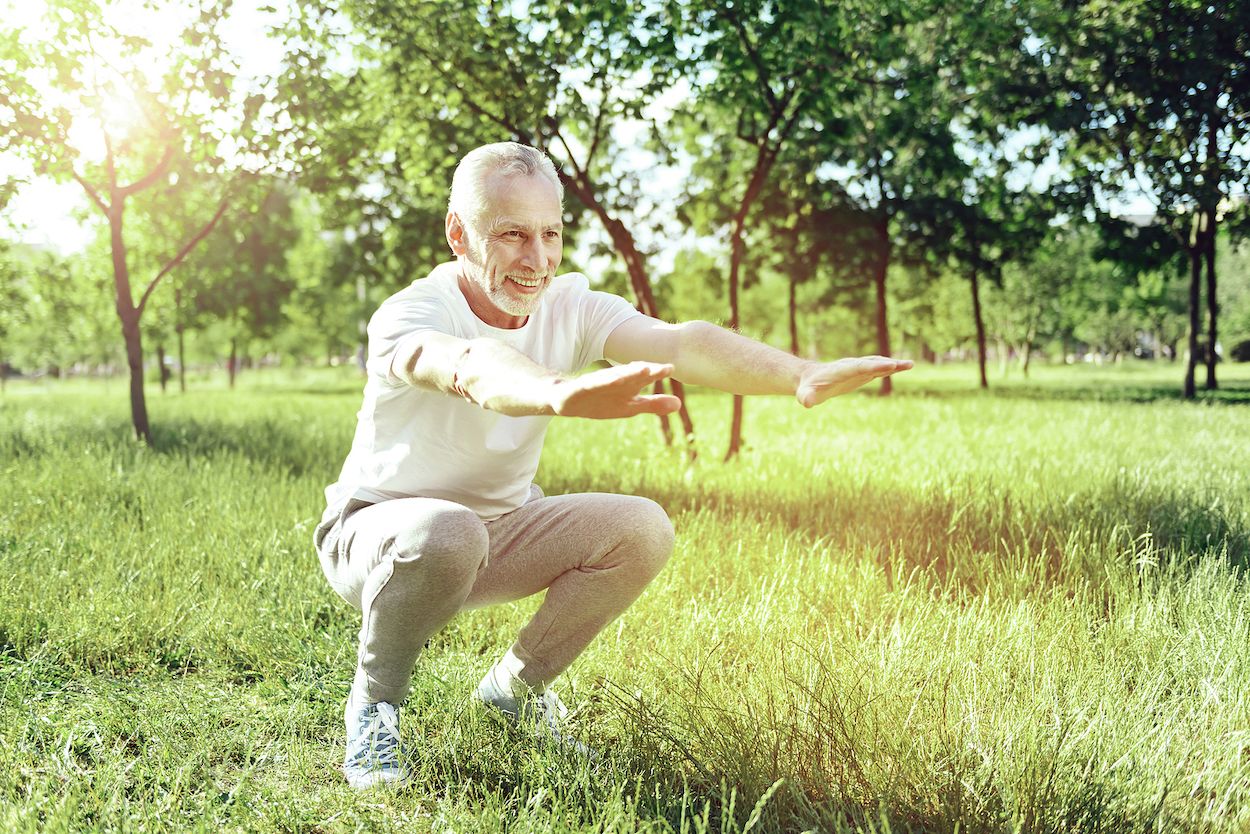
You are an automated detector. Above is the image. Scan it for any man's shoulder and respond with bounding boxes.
[374,264,460,316]
[547,272,634,305]
[547,272,591,296]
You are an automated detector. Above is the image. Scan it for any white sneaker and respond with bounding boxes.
[474,664,598,760]
[342,695,407,789]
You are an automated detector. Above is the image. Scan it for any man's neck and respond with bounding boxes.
[456,266,528,329]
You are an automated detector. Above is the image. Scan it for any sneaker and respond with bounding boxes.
[474,665,598,760]
[342,695,407,789]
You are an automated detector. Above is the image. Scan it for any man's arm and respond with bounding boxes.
[390,330,680,418]
[603,317,913,407]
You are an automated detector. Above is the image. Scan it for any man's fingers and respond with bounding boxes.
[628,394,681,415]
[598,362,674,394]
[623,361,674,382]
[856,356,913,376]
[796,356,914,407]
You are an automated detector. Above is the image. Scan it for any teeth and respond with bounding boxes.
[509,276,542,287]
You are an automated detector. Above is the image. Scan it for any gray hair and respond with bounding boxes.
[448,142,564,228]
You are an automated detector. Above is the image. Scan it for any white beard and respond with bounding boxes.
[486,274,548,317]
[463,239,549,318]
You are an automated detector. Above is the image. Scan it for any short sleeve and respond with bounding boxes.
[366,289,456,386]
[575,287,644,369]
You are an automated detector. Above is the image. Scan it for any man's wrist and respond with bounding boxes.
[543,375,570,416]
[791,359,820,396]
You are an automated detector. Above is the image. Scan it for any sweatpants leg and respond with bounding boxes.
[319,497,489,704]
[316,490,674,703]
[469,492,675,687]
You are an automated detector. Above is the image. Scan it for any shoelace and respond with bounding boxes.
[347,702,401,768]
[529,690,570,733]
[529,691,598,760]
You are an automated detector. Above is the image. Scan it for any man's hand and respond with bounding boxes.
[550,362,681,419]
[795,356,914,407]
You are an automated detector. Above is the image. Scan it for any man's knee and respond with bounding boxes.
[390,505,488,586]
[620,496,675,576]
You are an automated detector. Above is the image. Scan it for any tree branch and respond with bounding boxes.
[402,40,525,139]
[717,5,777,112]
[119,141,175,197]
[137,187,232,316]
[584,69,612,171]
[552,125,586,181]
[71,169,110,214]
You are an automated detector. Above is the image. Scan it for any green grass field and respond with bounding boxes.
[2,362,1248,833]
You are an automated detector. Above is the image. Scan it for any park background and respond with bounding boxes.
[1,1,1248,832]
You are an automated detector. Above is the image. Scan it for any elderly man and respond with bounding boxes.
[314,141,911,788]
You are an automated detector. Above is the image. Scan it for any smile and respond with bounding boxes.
[507,275,544,288]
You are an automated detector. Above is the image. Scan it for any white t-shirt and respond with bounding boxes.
[324,262,642,521]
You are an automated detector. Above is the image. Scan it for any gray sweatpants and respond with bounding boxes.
[314,485,675,704]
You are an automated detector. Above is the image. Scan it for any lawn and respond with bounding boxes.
[1,361,1248,833]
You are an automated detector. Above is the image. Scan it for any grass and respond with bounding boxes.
[1,360,1248,833]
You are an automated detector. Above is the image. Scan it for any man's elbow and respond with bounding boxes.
[396,333,468,393]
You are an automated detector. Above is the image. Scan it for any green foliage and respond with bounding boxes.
[1028,0,1250,221]
[1219,239,1250,354]
[0,243,117,374]
[185,181,302,345]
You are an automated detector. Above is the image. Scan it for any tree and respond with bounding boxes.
[0,1,269,441]
[0,240,20,389]
[181,180,302,387]
[792,0,986,397]
[1026,0,1250,396]
[677,0,828,459]
[0,242,118,376]
[281,0,698,452]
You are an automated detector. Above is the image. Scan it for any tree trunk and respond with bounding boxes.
[573,190,696,454]
[120,309,149,443]
[176,286,187,393]
[1204,209,1218,390]
[1020,322,1036,378]
[177,325,186,393]
[722,138,781,461]
[108,203,152,444]
[789,270,799,356]
[873,215,893,396]
[157,343,168,393]
[356,273,368,373]
[970,266,988,389]
[1183,243,1201,399]
[725,214,746,461]
[652,381,672,446]
[228,336,238,390]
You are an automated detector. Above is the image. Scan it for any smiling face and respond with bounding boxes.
[448,172,564,329]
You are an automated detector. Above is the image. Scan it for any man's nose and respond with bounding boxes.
[519,236,545,270]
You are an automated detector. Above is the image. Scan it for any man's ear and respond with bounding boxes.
[446,212,468,255]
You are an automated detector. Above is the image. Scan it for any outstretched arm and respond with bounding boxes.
[603,317,913,407]
[390,330,680,418]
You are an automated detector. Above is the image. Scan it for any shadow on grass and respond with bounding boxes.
[0,411,343,481]
[898,375,1250,406]
[582,475,1250,580]
[147,417,343,479]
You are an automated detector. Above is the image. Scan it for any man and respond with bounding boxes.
[314,141,912,789]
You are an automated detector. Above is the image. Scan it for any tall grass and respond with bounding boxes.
[1,363,1247,832]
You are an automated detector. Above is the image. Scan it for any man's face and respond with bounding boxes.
[455,172,563,324]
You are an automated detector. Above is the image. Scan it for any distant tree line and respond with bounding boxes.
[1,0,1247,448]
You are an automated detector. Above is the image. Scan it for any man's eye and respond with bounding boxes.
[503,230,524,240]
[544,230,561,240]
